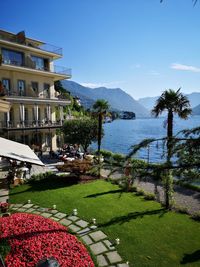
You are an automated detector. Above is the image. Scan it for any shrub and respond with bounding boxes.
[29,171,54,182]
[191,212,200,221]
[113,153,125,162]
[100,149,113,159]
[174,206,188,215]
[143,193,155,200]
[135,189,145,196]
[57,159,93,175]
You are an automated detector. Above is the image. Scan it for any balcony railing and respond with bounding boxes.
[2,60,72,77]
[1,120,65,130]
[0,34,63,56]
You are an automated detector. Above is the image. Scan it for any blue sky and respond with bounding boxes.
[1,0,200,99]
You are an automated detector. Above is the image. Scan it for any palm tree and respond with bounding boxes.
[152,88,192,208]
[93,99,109,158]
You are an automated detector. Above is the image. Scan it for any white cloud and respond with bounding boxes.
[171,63,200,73]
[80,81,125,88]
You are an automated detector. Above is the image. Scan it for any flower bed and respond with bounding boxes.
[0,213,94,267]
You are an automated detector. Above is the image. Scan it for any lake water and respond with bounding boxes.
[91,115,200,163]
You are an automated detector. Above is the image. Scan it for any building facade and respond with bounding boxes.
[0,29,71,151]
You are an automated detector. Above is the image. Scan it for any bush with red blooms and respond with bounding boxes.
[0,213,94,267]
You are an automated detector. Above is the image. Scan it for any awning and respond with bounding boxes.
[0,99,11,112]
[0,137,44,166]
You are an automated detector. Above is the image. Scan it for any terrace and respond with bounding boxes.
[0,30,63,56]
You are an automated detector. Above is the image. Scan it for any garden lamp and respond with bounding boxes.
[36,257,60,267]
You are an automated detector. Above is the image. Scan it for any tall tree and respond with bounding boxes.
[93,99,110,157]
[152,88,192,208]
[62,118,98,152]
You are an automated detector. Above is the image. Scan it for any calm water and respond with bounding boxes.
[91,115,200,163]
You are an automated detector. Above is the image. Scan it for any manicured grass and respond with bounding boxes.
[10,177,200,267]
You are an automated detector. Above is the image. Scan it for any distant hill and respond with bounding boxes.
[138,92,200,111]
[62,80,149,117]
[137,96,158,111]
[192,104,200,115]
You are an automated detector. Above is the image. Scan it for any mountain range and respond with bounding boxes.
[61,80,149,117]
[61,80,200,116]
[138,92,200,114]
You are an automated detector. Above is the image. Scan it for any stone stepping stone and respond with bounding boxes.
[77,227,91,236]
[89,230,107,242]
[81,235,93,245]
[90,242,108,255]
[54,212,66,219]
[67,215,79,221]
[68,224,81,233]
[117,264,129,267]
[59,218,72,226]
[106,251,122,264]
[11,207,19,210]
[33,205,40,209]
[31,211,41,215]
[22,204,34,209]
[40,212,52,218]
[17,208,27,212]
[37,207,48,212]
[51,217,60,222]
[13,204,23,208]
[97,254,109,267]
[26,208,36,213]
[47,209,59,214]
[75,219,88,228]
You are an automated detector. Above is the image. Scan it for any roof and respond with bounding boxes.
[0,137,44,166]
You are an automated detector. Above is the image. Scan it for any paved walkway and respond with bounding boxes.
[8,203,129,267]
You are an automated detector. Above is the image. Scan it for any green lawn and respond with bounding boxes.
[9,177,200,267]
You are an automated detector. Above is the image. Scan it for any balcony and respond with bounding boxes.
[0,32,63,56]
[1,59,72,78]
[1,120,65,131]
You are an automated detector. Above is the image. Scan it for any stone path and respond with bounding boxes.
[9,203,129,267]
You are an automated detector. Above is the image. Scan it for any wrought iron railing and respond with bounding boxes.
[0,120,64,129]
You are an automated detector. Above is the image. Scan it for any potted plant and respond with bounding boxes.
[0,202,10,213]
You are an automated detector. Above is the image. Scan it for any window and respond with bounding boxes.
[2,48,23,66]
[18,80,26,96]
[2,78,11,94]
[31,81,39,94]
[31,56,49,71]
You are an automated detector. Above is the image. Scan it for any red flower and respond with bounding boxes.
[0,213,94,267]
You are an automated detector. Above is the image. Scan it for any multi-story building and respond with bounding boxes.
[0,29,71,152]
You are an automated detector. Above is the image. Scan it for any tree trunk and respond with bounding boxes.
[97,114,102,156]
[165,110,173,209]
[97,113,102,178]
